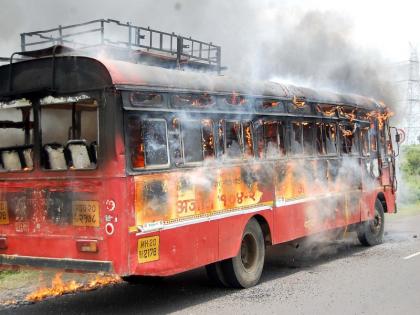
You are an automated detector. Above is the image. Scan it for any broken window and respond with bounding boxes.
[290,121,314,156]
[181,121,204,164]
[325,123,337,155]
[171,93,216,108]
[290,122,303,155]
[361,126,370,156]
[129,118,169,169]
[220,120,254,160]
[131,92,165,107]
[256,121,285,159]
[302,122,314,155]
[0,101,33,172]
[243,121,254,158]
[143,120,169,167]
[225,121,242,158]
[339,124,359,155]
[202,120,215,160]
[41,97,98,170]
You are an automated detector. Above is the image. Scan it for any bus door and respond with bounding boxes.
[379,121,393,188]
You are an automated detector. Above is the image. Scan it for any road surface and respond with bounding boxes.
[1,213,420,315]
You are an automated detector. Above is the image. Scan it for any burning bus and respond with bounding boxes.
[0,19,400,288]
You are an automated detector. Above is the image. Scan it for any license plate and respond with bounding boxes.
[0,201,9,225]
[138,236,159,264]
[72,201,100,227]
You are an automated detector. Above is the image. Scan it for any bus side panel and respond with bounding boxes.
[218,210,273,260]
[129,221,219,276]
[101,177,131,275]
[383,187,396,213]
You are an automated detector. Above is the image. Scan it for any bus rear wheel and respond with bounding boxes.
[357,199,385,246]
[221,218,265,288]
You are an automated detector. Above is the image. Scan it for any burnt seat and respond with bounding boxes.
[65,140,94,169]
[0,145,34,171]
[43,143,67,170]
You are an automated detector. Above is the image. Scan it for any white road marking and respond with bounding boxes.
[403,251,420,260]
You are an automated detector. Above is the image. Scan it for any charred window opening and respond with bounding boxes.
[171,93,216,108]
[0,101,34,172]
[369,122,378,154]
[255,99,285,112]
[316,104,337,117]
[339,124,360,155]
[290,121,314,156]
[290,122,303,155]
[316,123,337,155]
[302,122,314,155]
[243,122,254,158]
[361,126,370,156]
[225,121,242,158]
[130,92,164,107]
[129,117,169,169]
[41,97,98,171]
[223,93,249,106]
[220,120,254,160]
[256,120,285,159]
[202,120,215,159]
[181,121,204,164]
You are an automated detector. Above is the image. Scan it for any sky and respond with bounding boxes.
[0,0,417,62]
[0,0,418,111]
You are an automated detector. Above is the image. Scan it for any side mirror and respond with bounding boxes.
[395,134,401,143]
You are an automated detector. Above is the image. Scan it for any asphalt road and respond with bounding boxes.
[2,213,420,315]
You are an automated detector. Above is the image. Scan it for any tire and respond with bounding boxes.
[357,199,385,246]
[205,262,229,287]
[221,218,265,288]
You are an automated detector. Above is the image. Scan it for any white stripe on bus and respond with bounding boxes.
[135,205,272,236]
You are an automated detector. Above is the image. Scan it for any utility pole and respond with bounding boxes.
[405,44,420,145]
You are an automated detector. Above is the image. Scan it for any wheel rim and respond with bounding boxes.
[240,233,258,270]
[369,208,382,235]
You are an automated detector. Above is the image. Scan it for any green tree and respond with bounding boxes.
[400,145,420,202]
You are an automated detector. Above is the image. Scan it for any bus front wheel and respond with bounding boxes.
[221,218,265,288]
[357,199,385,246]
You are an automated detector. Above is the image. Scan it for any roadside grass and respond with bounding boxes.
[390,202,420,219]
[0,269,40,290]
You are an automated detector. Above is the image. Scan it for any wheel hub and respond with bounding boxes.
[240,233,257,270]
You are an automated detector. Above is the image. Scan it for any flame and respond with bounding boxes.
[26,273,82,302]
[25,273,121,303]
[292,96,305,108]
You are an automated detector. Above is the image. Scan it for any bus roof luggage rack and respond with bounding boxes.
[19,19,222,73]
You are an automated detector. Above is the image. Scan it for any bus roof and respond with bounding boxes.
[0,54,383,111]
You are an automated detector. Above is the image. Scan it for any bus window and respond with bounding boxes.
[41,99,98,170]
[325,123,337,155]
[339,125,352,154]
[243,121,254,158]
[264,121,279,158]
[0,103,33,172]
[220,121,253,160]
[181,121,204,164]
[302,122,314,155]
[143,120,169,167]
[369,122,378,153]
[316,123,325,155]
[129,118,169,168]
[361,126,370,156]
[291,122,303,155]
[225,121,242,158]
[202,120,215,160]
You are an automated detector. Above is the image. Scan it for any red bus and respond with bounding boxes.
[0,20,398,288]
